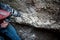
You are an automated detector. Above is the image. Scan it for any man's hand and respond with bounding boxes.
[1,21,8,28]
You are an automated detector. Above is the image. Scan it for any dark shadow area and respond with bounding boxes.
[13,23,60,40]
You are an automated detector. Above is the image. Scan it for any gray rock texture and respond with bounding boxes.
[0,0,60,29]
[0,0,60,40]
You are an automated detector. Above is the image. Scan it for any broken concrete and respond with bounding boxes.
[15,7,57,29]
[1,0,60,30]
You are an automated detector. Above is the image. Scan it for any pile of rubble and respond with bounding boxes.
[1,0,60,29]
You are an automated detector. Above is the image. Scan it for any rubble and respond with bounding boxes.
[15,7,57,29]
[1,0,60,40]
[1,0,60,29]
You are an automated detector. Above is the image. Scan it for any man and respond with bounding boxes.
[0,3,21,40]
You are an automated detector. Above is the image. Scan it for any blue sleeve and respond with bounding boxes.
[0,3,21,17]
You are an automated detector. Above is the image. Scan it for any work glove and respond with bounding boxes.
[0,3,21,17]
